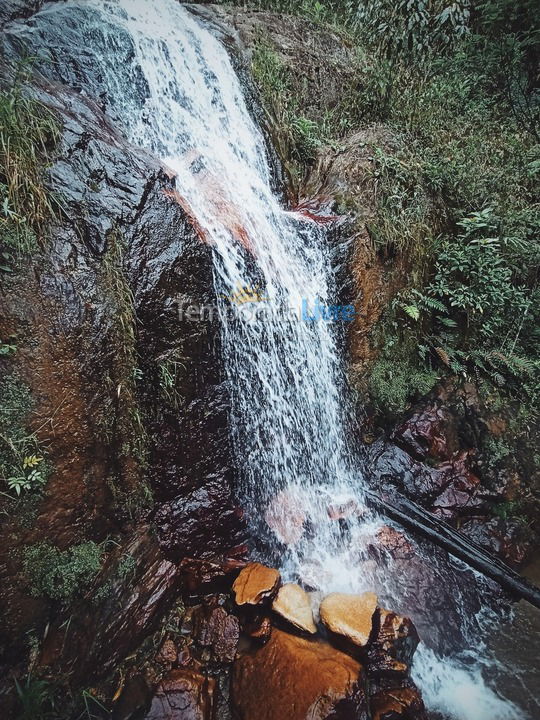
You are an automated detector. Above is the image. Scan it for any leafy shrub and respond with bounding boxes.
[0,375,48,496]
[369,356,439,415]
[357,0,471,59]
[23,542,104,601]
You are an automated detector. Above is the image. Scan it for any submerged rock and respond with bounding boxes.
[232,563,281,606]
[272,583,317,634]
[232,628,369,720]
[145,669,215,720]
[319,592,378,648]
[265,488,307,546]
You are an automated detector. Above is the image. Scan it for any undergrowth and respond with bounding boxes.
[99,229,152,520]
[235,2,540,415]
[0,58,59,269]
[0,374,50,497]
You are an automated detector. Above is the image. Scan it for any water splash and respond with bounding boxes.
[7,1,531,717]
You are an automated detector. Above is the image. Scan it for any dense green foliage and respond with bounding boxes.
[23,541,104,601]
[240,0,539,413]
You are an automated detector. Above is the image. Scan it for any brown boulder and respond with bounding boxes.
[232,628,369,720]
[232,562,280,606]
[370,684,428,720]
[319,592,378,648]
[367,609,419,678]
[272,583,317,634]
[145,669,215,720]
[192,604,240,663]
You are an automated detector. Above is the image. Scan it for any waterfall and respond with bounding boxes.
[7,1,528,717]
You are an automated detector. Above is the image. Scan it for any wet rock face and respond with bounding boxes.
[365,392,530,568]
[37,531,184,683]
[392,403,459,462]
[155,479,246,561]
[232,629,369,720]
[0,4,246,681]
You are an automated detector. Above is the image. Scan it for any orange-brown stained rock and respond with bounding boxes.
[232,628,368,720]
[272,583,317,634]
[232,562,281,606]
[319,592,378,648]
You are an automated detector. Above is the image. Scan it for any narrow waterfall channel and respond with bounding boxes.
[8,1,532,717]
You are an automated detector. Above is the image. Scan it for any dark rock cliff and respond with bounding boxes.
[0,0,246,698]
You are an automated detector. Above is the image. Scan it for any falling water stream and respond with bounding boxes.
[5,1,535,717]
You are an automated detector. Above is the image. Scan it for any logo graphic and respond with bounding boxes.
[224,284,268,305]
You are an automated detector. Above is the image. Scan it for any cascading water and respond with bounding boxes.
[6,1,533,717]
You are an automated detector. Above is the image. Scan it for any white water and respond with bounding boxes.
[12,1,528,717]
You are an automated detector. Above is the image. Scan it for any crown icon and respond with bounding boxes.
[224,284,268,305]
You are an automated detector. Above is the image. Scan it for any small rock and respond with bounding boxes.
[145,669,215,720]
[232,628,369,720]
[232,563,280,606]
[319,592,378,648]
[367,609,419,678]
[193,605,240,663]
[155,638,178,667]
[272,583,317,634]
[372,526,414,560]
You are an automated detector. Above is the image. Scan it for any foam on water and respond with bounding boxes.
[11,1,530,716]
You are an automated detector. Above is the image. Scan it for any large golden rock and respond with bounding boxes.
[232,562,281,606]
[319,592,378,648]
[272,583,317,634]
[232,628,369,720]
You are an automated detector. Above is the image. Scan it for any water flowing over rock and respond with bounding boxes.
[0,2,532,719]
[319,592,378,649]
[232,563,281,606]
[232,629,369,720]
[272,583,317,634]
